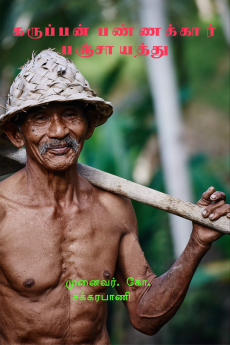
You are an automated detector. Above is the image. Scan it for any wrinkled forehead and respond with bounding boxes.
[11,101,92,130]
[14,101,87,126]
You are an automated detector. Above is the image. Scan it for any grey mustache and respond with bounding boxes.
[38,136,80,155]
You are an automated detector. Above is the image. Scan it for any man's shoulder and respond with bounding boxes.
[0,177,10,220]
[97,185,133,213]
[0,170,25,213]
[82,177,138,234]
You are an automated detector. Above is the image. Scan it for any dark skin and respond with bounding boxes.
[0,101,229,344]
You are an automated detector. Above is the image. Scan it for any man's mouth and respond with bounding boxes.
[38,136,80,156]
[47,145,71,155]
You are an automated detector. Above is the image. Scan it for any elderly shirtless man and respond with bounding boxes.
[0,49,229,345]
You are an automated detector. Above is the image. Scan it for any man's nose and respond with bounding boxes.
[47,114,70,139]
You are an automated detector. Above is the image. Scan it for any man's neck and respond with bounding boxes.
[24,156,80,207]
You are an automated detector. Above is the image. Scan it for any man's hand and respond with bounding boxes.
[114,186,229,335]
[192,186,230,246]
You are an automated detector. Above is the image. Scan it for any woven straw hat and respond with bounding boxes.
[0,49,113,136]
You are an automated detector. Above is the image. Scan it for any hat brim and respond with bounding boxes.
[0,94,113,140]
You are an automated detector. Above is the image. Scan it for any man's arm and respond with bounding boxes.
[115,187,230,335]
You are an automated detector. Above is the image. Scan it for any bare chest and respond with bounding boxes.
[0,203,121,296]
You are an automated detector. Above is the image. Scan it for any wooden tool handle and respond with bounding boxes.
[77,163,230,234]
[0,144,228,235]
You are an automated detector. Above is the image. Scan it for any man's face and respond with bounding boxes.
[10,102,94,171]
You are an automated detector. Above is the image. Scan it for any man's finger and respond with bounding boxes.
[197,186,215,207]
[201,200,225,218]
[205,204,230,221]
[210,191,226,202]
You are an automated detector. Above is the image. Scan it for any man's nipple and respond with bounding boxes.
[103,270,110,280]
[23,278,35,288]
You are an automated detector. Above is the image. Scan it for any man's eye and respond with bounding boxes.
[35,115,47,121]
[63,113,76,117]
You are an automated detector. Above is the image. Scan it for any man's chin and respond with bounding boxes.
[40,153,78,171]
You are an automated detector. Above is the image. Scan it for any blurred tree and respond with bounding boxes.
[139,0,193,258]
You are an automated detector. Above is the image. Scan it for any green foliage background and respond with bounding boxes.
[0,0,229,344]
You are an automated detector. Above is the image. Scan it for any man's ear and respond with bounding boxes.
[4,122,25,148]
[85,109,99,140]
